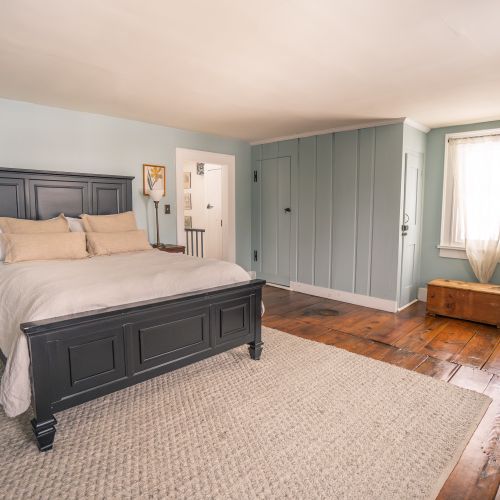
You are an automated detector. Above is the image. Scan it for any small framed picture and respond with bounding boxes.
[184,192,192,210]
[143,164,166,196]
[184,215,192,229]
[183,171,191,189]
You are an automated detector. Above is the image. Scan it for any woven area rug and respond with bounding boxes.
[0,327,491,499]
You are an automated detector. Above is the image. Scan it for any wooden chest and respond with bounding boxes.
[427,279,500,327]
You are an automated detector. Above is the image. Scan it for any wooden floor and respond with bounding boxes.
[262,285,500,500]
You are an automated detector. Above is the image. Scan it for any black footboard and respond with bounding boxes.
[22,279,265,451]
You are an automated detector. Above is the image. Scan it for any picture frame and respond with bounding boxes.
[143,164,166,196]
[184,215,192,229]
[184,192,192,210]
[183,171,191,189]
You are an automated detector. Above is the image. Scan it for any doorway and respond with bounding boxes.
[175,148,235,262]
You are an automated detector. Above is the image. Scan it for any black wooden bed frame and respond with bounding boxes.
[0,167,265,451]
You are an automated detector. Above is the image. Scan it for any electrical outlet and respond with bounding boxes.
[164,204,170,214]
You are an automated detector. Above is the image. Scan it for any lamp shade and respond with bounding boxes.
[149,189,163,202]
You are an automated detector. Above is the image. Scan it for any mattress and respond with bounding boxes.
[0,250,251,417]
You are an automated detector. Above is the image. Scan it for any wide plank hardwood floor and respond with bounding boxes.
[262,285,500,500]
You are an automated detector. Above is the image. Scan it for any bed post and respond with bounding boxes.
[31,416,57,452]
[248,286,264,360]
[26,333,57,451]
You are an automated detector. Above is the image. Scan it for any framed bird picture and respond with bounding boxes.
[143,164,166,196]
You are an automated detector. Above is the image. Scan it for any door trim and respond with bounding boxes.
[175,148,236,263]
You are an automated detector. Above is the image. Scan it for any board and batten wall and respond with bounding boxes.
[0,98,252,269]
[420,119,500,286]
[252,123,426,310]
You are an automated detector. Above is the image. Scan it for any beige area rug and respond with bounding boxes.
[0,327,491,499]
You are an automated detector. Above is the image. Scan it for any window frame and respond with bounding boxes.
[439,127,500,259]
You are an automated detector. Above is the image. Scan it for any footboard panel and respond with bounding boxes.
[22,279,264,450]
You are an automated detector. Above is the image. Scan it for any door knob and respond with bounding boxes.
[284,208,291,213]
[207,204,214,209]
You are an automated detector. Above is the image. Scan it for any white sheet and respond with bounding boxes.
[0,250,251,417]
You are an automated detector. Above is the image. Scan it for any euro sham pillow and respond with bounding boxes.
[64,216,85,232]
[3,232,88,263]
[80,211,137,233]
[86,230,152,256]
[0,214,69,234]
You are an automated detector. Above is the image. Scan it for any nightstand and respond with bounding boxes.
[153,243,186,254]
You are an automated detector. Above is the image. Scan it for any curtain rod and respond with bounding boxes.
[448,132,500,142]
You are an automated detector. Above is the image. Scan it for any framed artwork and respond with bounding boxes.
[184,215,192,229]
[143,164,166,196]
[184,192,192,210]
[183,171,191,189]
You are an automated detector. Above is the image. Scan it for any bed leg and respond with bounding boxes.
[248,341,263,360]
[31,415,57,452]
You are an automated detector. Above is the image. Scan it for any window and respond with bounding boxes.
[440,129,500,259]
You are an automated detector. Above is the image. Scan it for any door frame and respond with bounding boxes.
[175,148,236,263]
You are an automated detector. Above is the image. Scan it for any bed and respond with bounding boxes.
[0,167,265,451]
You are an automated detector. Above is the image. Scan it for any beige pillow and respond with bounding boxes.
[80,211,137,233]
[3,232,88,263]
[86,230,152,256]
[0,214,69,234]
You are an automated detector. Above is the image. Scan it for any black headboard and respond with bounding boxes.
[0,167,134,220]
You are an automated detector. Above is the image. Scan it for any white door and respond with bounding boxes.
[399,152,424,307]
[204,166,223,259]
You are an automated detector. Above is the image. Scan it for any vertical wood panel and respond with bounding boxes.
[314,134,333,287]
[279,139,299,282]
[355,128,375,295]
[277,157,291,280]
[251,145,262,273]
[261,158,278,276]
[371,124,404,300]
[331,130,358,292]
[297,136,316,284]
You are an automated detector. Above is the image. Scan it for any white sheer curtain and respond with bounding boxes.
[450,135,500,283]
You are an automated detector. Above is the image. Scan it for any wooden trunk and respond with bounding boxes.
[427,279,500,327]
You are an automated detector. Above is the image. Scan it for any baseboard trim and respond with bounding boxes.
[248,270,257,279]
[290,282,398,313]
[398,299,418,312]
[418,287,427,302]
[266,282,290,290]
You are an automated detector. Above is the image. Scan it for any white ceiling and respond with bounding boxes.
[1,0,500,142]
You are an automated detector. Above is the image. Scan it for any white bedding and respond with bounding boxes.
[0,250,251,417]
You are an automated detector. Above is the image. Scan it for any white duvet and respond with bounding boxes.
[0,250,251,417]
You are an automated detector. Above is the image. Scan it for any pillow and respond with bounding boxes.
[80,211,137,233]
[64,216,85,232]
[3,232,88,263]
[86,230,152,256]
[0,229,4,261]
[0,214,69,234]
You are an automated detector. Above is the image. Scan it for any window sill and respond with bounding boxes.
[438,245,467,259]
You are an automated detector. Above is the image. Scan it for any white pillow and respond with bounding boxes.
[0,228,4,261]
[65,217,85,232]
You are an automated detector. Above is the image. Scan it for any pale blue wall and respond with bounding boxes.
[0,98,252,269]
[252,123,407,301]
[421,120,500,286]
